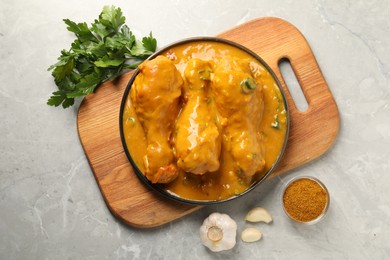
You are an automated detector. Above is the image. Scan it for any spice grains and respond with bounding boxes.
[283,177,328,222]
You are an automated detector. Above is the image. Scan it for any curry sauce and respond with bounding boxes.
[122,41,287,201]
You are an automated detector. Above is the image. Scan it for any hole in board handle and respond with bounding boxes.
[278,58,309,112]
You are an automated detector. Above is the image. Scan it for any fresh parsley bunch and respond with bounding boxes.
[48,5,157,108]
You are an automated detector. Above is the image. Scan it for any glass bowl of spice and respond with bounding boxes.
[281,176,330,224]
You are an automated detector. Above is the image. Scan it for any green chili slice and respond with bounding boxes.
[240,77,257,94]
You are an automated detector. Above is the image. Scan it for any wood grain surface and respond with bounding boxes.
[77,17,339,228]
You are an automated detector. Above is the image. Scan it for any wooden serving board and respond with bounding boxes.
[77,17,339,228]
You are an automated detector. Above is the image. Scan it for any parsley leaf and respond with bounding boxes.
[48,5,157,108]
[142,33,157,52]
[130,33,157,57]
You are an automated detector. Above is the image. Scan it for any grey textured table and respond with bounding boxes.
[1,0,389,259]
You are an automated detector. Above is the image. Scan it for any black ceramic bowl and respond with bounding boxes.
[119,37,289,205]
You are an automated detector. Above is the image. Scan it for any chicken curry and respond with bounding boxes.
[122,40,288,201]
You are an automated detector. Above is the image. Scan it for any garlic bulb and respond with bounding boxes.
[199,212,237,252]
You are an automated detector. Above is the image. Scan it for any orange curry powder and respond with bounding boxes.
[283,178,328,222]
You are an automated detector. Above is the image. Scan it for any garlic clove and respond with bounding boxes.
[245,207,273,223]
[241,227,262,242]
